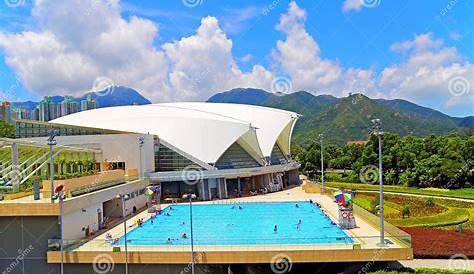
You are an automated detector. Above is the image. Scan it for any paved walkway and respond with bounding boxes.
[399,259,474,271]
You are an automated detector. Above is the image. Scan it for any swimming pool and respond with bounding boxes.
[118,201,352,246]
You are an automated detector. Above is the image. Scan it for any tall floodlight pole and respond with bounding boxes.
[47,129,57,203]
[318,134,325,194]
[117,194,129,274]
[57,187,64,274]
[138,136,145,179]
[371,119,385,246]
[182,194,197,274]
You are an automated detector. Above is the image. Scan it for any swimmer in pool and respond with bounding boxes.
[167,238,172,244]
[182,233,188,239]
[274,225,278,233]
[295,204,299,208]
[297,219,302,229]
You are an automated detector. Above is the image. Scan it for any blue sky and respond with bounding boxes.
[0,0,473,116]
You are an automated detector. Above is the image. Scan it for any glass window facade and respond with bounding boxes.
[270,144,288,165]
[215,143,260,170]
[154,142,199,172]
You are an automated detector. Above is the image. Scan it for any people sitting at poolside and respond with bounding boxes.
[182,233,188,239]
[274,225,278,233]
[309,199,313,204]
[250,190,258,195]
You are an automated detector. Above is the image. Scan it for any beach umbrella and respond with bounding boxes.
[335,191,351,204]
[145,186,156,196]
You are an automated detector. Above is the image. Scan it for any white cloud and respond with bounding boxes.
[380,33,474,110]
[0,0,272,102]
[274,1,375,96]
[342,0,363,12]
[0,0,472,114]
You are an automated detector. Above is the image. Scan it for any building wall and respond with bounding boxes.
[0,216,59,274]
[22,134,155,174]
[62,202,103,240]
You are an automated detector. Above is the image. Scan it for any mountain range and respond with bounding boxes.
[12,86,472,145]
[208,88,473,145]
[12,86,151,111]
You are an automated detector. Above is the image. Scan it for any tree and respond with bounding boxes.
[0,121,15,138]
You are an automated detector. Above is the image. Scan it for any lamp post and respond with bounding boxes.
[55,185,64,274]
[182,193,197,274]
[318,134,325,194]
[138,136,144,179]
[117,193,130,274]
[47,128,57,203]
[371,119,385,246]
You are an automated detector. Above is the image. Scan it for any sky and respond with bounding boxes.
[0,0,472,117]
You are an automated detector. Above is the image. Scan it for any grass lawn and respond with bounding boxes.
[325,182,474,200]
[352,193,472,229]
[389,207,469,227]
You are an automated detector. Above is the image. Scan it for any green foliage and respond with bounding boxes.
[0,121,15,138]
[370,196,380,214]
[298,133,473,189]
[425,198,435,207]
[401,205,411,218]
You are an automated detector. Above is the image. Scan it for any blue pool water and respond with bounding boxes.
[118,201,352,246]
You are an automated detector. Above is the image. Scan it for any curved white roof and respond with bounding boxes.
[51,103,299,165]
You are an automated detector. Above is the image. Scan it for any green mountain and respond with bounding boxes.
[208,88,473,145]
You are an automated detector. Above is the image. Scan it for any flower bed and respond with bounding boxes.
[401,227,474,259]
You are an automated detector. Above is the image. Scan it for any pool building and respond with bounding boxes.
[0,103,412,273]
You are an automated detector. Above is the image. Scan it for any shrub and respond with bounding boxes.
[425,198,435,207]
[401,205,411,218]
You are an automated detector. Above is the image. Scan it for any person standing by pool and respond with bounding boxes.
[274,225,278,233]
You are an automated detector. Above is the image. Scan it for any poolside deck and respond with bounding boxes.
[48,180,413,264]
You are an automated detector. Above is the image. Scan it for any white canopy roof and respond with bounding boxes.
[51,103,299,165]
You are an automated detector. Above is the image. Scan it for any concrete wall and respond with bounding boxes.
[23,134,155,175]
[62,184,147,240]
[0,216,59,274]
[62,201,103,240]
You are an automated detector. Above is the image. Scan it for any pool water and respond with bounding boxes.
[118,201,352,246]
